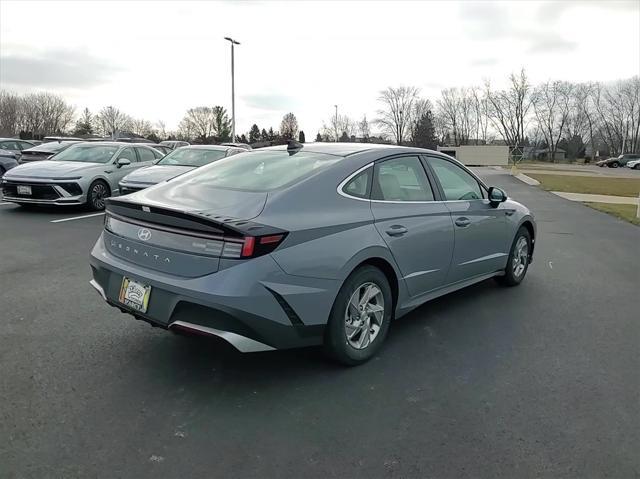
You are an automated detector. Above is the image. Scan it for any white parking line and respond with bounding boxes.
[50,212,105,223]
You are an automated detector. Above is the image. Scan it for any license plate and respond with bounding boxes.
[119,277,151,313]
[17,185,32,195]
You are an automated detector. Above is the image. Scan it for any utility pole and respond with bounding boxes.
[334,104,338,142]
[224,37,240,141]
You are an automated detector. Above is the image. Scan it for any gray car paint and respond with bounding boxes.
[90,143,536,351]
[1,142,161,206]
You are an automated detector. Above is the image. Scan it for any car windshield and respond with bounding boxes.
[157,148,227,167]
[28,142,76,153]
[181,150,341,191]
[51,145,119,163]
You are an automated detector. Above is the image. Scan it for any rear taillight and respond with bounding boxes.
[240,234,286,258]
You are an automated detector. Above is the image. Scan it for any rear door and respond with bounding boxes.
[136,146,159,166]
[369,155,454,297]
[425,156,508,284]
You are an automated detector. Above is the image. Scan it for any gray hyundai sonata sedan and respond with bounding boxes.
[90,142,536,365]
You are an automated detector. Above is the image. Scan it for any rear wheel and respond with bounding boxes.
[611,162,619,168]
[86,180,110,211]
[496,227,531,287]
[324,265,392,366]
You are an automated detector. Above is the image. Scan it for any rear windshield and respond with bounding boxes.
[158,148,227,167]
[51,144,119,163]
[182,150,341,191]
[27,142,77,153]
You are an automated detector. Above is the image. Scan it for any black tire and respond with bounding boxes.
[324,265,393,366]
[634,164,640,170]
[611,162,619,168]
[496,227,532,287]
[86,180,110,211]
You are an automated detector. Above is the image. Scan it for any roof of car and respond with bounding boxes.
[260,142,433,156]
[180,145,233,150]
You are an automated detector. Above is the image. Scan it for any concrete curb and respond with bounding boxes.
[514,173,540,186]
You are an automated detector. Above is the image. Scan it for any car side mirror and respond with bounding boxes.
[116,158,131,168]
[488,186,507,205]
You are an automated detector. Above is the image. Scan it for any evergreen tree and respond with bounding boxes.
[298,130,306,143]
[74,108,94,135]
[412,111,438,150]
[261,128,269,141]
[315,132,323,142]
[339,131,350,142]
[249,124,261,144]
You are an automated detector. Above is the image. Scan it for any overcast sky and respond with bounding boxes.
[1,0,639,136]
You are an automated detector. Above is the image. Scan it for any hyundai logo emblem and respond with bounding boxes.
[137,228,152,241]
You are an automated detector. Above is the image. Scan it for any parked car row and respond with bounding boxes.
[0,141,248,210]
[596,153,640,168]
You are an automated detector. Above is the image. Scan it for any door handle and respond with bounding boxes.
[385,225,408,236]
[455,217,471,227]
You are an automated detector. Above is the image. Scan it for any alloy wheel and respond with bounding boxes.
[512,236,529,277]
[91,183,108,210]
[344,282,385,350]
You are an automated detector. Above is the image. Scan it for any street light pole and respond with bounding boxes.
[224,37,240,141]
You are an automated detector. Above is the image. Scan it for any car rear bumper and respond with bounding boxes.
[89,233,340,351]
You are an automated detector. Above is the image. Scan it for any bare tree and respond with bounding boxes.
[436,88,477,146]
[97,106,132,137]
[532,80,573,161]
[0,90,21,137]
[280,112,299,140]
[179,107,215,140]
[322,114,356,141]
[358,115,371,142]
[471,87,491,144]
[156,120,167,140]
[376,86,420,145]
[131,118,154,137]
[485,69,534,150]
[16,92,74,137]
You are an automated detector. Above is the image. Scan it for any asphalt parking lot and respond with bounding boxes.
[1,168,638,478]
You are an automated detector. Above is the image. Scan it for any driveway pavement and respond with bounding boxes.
[1,169,638,478]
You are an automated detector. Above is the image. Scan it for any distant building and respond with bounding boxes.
[437,145,509,166]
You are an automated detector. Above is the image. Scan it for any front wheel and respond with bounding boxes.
[496,227,531,287]
[324,266,392,366]
[634,164,640,170]
[86,180,110,211]
[611,163,619,168]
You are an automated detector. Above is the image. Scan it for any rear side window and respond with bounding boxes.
[182,150,341,192]
[372,156,434,201]
[137,147,157,162]
[429,157,483,201]
[343,169,371,199]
